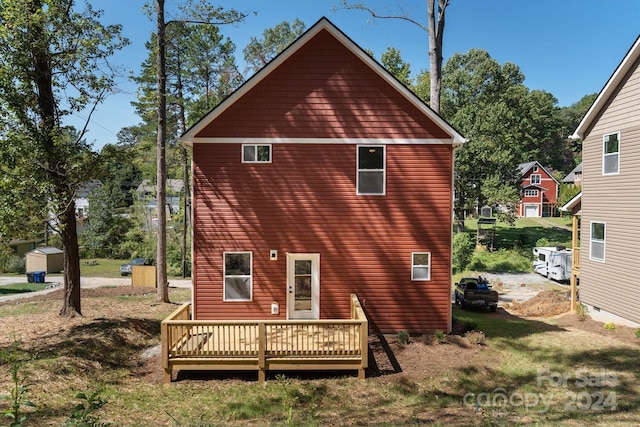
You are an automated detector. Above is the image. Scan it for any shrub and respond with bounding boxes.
[452,232,474,273]
[397,330,410,345]
[461,320,478,333]
[604,322,616,332]
[575,303,589,321]
[433,330,447,345]
[635,328,640,339]
[465,330,486,345]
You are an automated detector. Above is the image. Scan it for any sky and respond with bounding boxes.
[72,0,640,150]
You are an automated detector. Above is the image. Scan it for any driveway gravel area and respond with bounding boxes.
[0,275,191,303]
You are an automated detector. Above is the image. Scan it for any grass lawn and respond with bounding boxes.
[0,282,49,295]
[462,217,573,250]
[0,289,638,426]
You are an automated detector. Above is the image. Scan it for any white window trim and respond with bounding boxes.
[524,189,539,197]
[411,252,431,281]
[589,221,606,263]
[242,144,272,163]
[356,145,386,196]
[223,251,253,301]
[533,166,539,172]
[530,174,541,185]
[602,132,620,176]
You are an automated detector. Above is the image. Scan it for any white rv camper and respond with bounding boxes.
[533,246,572,282]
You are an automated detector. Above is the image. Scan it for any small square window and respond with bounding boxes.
[357,146,385,195]
[603,132,619,175]
[411,252,431,281]
[530,174,541,185]
[242,144,271,163]
[224,252,252,301]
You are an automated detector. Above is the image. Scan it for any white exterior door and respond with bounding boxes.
[286,253,320,320]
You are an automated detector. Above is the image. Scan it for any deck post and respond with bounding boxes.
[161,320,171,383]
[258,322,266,383]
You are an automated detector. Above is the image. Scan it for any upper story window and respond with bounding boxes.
[590,222,606,262]
[524,189,539,197]
[357,146,385,195]
[530,174,541,185]
[533,166,539,172]
[242,144,271,163]
[603,132,619,175]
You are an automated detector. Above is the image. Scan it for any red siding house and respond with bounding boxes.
[180,18,465,334]
[516,161,559,217]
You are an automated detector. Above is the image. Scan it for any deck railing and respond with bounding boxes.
[161,294,368,382]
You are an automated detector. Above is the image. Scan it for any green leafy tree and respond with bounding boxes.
[441,49,564,223]
[81,183,135,258]
[243,18,306,73]
[380,47,412,87]
[0,0,128,316]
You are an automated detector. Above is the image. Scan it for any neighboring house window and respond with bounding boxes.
[223,252,252,301]
[524,189,539,197]
[411,252,431,281]
[590,222,606,262]
[602,132,620,175]
[242,144,271,163]
[530,174,541,185]
[357,146,385,195]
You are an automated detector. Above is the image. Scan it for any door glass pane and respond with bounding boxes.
[294,260,312,310]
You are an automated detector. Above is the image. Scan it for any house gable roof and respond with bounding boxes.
[181,17,465,146]
[572,35,640,139]
[560,191,582,215]
[562,162,582,183]
[517,161,559,186]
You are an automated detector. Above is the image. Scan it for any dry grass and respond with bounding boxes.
[0,288,639,426]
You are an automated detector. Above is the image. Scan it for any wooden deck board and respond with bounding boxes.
[162,294,369,382]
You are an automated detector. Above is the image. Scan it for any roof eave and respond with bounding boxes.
[572,35,640,139]
[180,17,465,147]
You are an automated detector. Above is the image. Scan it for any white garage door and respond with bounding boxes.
[524,205,539,217]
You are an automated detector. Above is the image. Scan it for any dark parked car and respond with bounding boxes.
[120,258,153,276]
[454,276,499,312]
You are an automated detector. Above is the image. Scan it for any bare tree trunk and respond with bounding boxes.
[427,0,448,114]
[156,0,169,302]
[60,201,82,316]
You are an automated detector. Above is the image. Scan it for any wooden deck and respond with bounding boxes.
[161,294,368,382]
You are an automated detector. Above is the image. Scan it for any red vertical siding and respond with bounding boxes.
[193,143,453,333]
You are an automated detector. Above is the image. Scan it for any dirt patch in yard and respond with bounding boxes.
[504,289,571,317]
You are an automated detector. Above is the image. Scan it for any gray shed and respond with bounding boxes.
[25,247,64,273]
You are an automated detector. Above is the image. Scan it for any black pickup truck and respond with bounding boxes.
[454,276,499,312]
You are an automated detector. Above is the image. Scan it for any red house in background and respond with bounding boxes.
[516,161,559,217]
[180,18,465,333]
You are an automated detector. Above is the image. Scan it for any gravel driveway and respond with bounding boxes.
[0,275,191,303]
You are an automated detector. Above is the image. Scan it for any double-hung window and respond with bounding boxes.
[530,174,541,185]
[223,252,252,301]
[242,144,271,163]
[411,252,431,281]
[590,222,606,262]
[357,146,385,195]
[603,132,619,175]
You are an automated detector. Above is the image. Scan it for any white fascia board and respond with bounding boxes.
[572,36,640,139]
